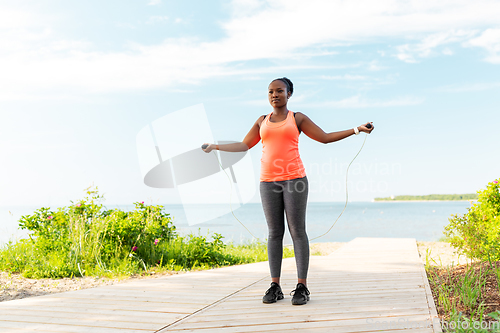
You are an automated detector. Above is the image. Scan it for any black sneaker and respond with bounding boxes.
[290,283,310,305]
[262,282,284,303]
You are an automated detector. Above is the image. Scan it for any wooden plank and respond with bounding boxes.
[0,301,192,313]
[184,307,431,323]
[2,296,210,307]
[192,301,431,316]
[50,293,223,304]
[0,306,186,320]
[231,286,424,301]
[0,309,183,324]
[174,327,434,333]
[193,301,431,315]
[214,294,429,308]
[0,314,160,330]
[0,320,152,333]
[233,280,428,290]
[165,314,433,331]
[0,300,198,313]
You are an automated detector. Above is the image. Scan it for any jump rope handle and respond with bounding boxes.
[201,144,208,149]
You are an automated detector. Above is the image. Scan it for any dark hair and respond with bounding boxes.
[272,77,293,96]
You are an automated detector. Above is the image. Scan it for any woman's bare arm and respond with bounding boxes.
[202,115,265,153]
[296,112,374,144]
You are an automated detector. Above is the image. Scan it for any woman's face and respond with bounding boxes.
[268,80,290,108]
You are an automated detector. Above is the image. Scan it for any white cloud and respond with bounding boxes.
[302,95,424,109]
[246,94,423,108]
[319,73,399,88]
[148,0,161,5]
[436,82,500,92]
[229,0,266,17]
[395,30,477,63]
[115,22,136,29]
[146,15,169,24]
[321,74,368,81]
[464,28,500,64]
[0,8,36,29]
[223,0,500,56]
[1,1,500,99]
[367,60,386,71]
[442,48,454,55]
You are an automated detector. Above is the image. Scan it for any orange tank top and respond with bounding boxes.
[259,110,306,182]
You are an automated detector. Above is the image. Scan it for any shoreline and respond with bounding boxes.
[372,200,476,202]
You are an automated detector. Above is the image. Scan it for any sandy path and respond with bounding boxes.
[416,241,475,267]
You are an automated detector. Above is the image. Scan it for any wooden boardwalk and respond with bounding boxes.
[0,238,441,332]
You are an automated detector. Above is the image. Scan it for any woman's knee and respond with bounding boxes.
[289,228,308,241]
[268,228,285,241]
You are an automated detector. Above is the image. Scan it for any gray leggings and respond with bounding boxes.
[260,176,309,280]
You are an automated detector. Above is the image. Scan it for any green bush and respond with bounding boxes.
[0,186,290,278]
[444,179,500,261]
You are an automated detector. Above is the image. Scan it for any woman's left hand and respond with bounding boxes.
[201,143,215,153]
[359,122,374,134]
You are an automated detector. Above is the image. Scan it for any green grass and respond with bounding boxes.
[426,262,500,332]
[0,234,294,279]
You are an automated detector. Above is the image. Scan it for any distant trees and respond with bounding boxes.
[374,194,478,201]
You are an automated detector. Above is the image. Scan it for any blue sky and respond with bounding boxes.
[0,0,499,207]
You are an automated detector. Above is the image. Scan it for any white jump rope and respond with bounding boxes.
[202,124,371,241]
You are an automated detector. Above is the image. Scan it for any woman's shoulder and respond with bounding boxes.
[257,114,267,128]
[292,111,307,122]
[292,112,306,134]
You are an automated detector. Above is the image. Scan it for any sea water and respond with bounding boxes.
[0,201,472,246]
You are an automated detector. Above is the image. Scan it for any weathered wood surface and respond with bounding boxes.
[0,238,440,332]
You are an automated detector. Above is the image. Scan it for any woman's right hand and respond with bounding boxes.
[201,143,215,153]
[359,122,374,134]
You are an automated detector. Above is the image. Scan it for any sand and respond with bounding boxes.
[416,241,475,267]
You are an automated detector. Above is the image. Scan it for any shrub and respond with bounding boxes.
[444,179,500,261]
[0,186,285,278]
